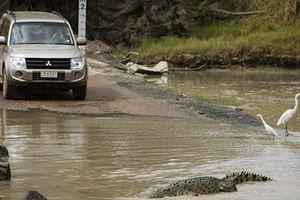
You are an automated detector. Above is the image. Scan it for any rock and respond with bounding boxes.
[126,63,140,75]
[152,61,168,73]
[90,0,192,45]
[0,145,10,181]
[21,191,47,200]
[86,40,113,55]
[126,61,168,75]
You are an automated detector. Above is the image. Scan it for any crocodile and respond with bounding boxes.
[0,145,10,181]
[149,171,272,198]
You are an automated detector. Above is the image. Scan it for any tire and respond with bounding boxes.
[72,85,87,100]
[2,69,16,99]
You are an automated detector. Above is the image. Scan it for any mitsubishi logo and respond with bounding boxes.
[45,60,52,67]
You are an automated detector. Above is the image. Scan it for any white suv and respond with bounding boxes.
[0,11,88,99]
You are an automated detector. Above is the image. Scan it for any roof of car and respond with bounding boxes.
[8,11,66,23]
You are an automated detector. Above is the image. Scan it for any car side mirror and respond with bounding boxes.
[77,37,87,45]
[0,36,6,44]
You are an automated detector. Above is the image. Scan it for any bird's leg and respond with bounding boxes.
[269,134,273,140]
[285,123,289,137]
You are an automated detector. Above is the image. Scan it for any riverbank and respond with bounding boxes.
[0,28,261,126]
[87,48,259,127]
[139,53,300,70]
[0,44,258,127]
[114,11,300,69]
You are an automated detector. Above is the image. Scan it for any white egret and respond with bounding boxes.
[277,93,300,137]
[257,114,278,139]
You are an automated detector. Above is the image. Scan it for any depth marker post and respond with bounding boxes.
[78,0,87,54]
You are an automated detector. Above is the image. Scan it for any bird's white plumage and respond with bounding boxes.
[257,114,278,137]
[277,109,294,125]
[277,93,300,126]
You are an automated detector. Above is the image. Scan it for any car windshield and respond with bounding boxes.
[10,22,74,45]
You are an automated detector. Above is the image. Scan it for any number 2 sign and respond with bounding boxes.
[78,0,87,38]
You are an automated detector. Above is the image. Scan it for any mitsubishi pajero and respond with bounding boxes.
[0,11,87,99]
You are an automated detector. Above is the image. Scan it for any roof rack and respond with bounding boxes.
[6,10,16,22]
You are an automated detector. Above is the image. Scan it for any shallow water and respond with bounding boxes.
[167,67,300,132]
[0,110,300,200]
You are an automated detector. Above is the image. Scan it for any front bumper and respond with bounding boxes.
[6,65,88,89]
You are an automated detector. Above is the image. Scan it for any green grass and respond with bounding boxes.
[113,0,300,61]
[133,17,300,59]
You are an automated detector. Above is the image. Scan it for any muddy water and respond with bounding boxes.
[167,67,300,132]
[0,109,300,200]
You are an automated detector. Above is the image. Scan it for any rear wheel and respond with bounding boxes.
[2,69,16,99]
[72,85,87,100]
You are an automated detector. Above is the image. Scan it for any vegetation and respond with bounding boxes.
[135,18,300,59]
[116,0,300,63]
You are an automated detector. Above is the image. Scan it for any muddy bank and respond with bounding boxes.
[116,77,259,127]
[139,54,300,70]
[88,47,260,126]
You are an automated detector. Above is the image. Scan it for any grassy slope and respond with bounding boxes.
[136,18,300,58]
[131,0,300,61]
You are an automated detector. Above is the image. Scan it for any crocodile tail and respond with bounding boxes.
[225,171,273,184]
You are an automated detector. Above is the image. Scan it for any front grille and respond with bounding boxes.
[26,58,71,69]
[32,72,65,81]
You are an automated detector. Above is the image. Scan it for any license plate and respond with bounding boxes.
[40,71,58,78]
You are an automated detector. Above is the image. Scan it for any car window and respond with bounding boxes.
[10,22,74,45]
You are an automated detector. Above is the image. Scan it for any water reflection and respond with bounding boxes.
[0,110,299,199]
[167,67,300,132]
[145,75,168,85]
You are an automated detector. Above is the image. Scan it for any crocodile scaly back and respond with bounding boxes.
[149,176,224,198]
[150,176,236,198]
[148,172,273,198]
[225,171,273,184]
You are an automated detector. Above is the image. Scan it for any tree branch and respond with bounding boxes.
[209,8,264,16]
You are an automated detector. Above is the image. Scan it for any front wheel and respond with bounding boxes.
[2,69,16,99]
[72,85,87,100]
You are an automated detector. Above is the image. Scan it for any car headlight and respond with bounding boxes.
[10,57,26,69]
[71,57,85,69]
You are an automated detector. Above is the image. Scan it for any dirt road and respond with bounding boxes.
[0,58,194,118]
[0,56,258,126]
